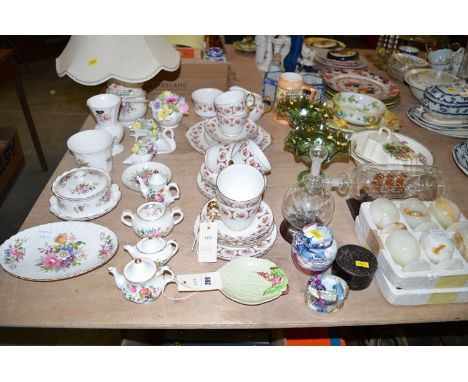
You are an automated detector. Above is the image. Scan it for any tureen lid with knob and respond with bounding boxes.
[52,167,111,200]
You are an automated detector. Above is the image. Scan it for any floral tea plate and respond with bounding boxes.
[323,70,399,101]
[122,162,173,191]
[50,184,121,221]
[351,130,434,166]
[185,120,272,154]
[0,222,118,281]
[194,216,277,261]
[452,141,468,176]
[218,257,288,305]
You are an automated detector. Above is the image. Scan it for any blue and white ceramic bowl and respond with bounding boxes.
[452,140,468,176]
[423,85,468,121]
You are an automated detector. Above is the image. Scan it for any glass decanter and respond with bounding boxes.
[280,143,335,243]
[328,164,445,201]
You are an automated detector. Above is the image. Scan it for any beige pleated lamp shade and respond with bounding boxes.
[56,35,180,85]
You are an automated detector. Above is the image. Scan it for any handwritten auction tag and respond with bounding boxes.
[197,221,218,263]
[176,272,222,292]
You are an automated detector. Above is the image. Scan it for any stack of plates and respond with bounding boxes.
[407,105,468,138]
[323,70,401,108]
[194,199,277,261]
[313,51,368,73]
[185,118,272,155]
[453,141,468,176]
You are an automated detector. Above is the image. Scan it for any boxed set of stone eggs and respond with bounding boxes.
[354,197,468,305]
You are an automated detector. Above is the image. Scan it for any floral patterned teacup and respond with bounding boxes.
[217,112,249,137]
[214,90,256,116]
[192,88,223,119]
[231,140,271,175]
[212,164,265,231]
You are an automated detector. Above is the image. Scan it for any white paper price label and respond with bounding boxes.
[176,272,222,292]
[197,221,218,263]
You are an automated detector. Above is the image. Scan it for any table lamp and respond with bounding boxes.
[56,36,181,154]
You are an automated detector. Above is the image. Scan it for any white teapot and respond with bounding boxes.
[137,173,180,205]
[121,202,184,238]
[124,236,179,266]
[108,259,175,303]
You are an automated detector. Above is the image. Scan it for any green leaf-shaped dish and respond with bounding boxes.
[219,257,289,305]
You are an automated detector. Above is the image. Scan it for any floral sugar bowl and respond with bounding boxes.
[124,236,179,266]
[108,259,175,303]
[150,91,189,129]
[50,167,119,219]
[121,202,184,238]
[291,223,338,275]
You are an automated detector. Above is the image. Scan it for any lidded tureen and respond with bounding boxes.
[51,167,115,217]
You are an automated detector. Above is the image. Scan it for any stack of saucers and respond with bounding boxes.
[186,114,272,155]
[194,199,277,260]
[313,49,368,73]
[323,70,400,108]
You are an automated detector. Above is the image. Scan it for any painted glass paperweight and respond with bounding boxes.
[305,274,349,313]
[291,223,338,275]
[281,143,335,243]
[327,164,445,201]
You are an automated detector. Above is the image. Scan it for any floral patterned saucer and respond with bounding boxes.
[122,162,173,191]
[194,216,277,261]
[0,222,118,281]
[50,184,121,221]
[196,172,215,198]
[198,198,275,245]
[204,118,258,143]
[185,120,272,155]
[323,70,399,102]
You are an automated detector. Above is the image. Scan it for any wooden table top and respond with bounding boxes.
[1,47,467,329]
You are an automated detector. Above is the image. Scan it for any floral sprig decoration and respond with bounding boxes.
[149,91,189,121]
[130,119,162,137]
[131,136,161,155]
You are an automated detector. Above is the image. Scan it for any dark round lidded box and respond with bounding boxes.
[331,245,378,290]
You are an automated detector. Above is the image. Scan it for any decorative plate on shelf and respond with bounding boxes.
[323,70,399,101]
[0,222,118,281]
[122,162,173,191]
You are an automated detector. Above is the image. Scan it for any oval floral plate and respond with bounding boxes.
[0,222,118,281]
[323,70,399,101]
[218,257,289,305]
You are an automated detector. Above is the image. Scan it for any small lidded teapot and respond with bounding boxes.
[108,259,175,303]
[121,202,184,238]
[124,237,179,266]
[137,173,180,205]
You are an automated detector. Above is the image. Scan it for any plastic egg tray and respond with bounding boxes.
[355,200,468,291]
